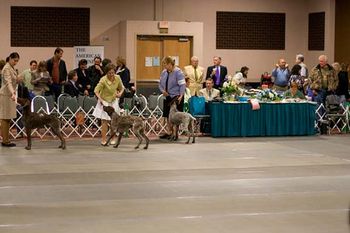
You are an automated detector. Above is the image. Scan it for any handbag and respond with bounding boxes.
[189,96,206,116]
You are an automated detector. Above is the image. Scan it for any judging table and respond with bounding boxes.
[209,102,317,137]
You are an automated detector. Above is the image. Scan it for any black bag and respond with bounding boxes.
[318,120,329,135]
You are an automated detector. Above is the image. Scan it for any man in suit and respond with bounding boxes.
[183,56,205,96]
[64,70,80,97]
[75,59,91,96]
[199,78,220,101]
[87,56,104,96]
[206,56,228,89]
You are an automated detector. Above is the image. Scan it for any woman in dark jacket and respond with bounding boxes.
[116,56,130,89]
[335,63,349,102]
[116,56,133,108]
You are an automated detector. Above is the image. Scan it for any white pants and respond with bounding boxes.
[92,99,120,120]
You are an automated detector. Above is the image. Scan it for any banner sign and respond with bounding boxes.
[73,46,104,68]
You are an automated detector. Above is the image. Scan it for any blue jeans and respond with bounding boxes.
[313,89,327,105]
[50,83,63,100]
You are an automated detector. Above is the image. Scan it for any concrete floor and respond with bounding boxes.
[0,135,349,233]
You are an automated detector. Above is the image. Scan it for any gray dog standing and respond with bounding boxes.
[103,106,149,149]
[168,100,196,144]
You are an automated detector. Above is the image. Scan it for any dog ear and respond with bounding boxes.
[103,106,110,114]
[169,97,177,106]
[25,99,30,107]
[17,97,30,107]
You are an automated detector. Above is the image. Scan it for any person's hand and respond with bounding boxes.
[11,93,16,101]
[275,64,279,68]
[16,75,23,83]
[285,64,289,68]
[162,91,169,97]
[87,85,91,90]
[95,65,103,73]
[98,97,104,104]
[84,90,89,96]
[211,68,216,76]
[177,95,183,102]
[115,91,122,98]
[60,81,66,85]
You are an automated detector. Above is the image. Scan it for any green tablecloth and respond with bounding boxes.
[210,102,316,137]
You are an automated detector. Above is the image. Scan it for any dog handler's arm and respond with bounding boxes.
[95,91,103,103]
[3,65,17,101]
[94,80,104,103]
[177,70,186,102]
[159,71,169,97]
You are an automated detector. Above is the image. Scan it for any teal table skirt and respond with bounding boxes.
[210,102,316,137]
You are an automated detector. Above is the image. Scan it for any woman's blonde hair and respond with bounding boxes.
[116,56,126,66]
[105,63,116,73]
[37,61,47,72]
[162,56,175,66]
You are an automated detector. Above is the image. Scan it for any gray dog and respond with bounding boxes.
[103,106,149,149]
[168,99,196,144]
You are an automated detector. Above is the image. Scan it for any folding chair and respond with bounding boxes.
[325,95,348,134]
[44,95,55,112]
[31,95,50,113]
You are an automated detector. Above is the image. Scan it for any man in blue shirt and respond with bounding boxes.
[159,56,186,138]
[272,58,290,91]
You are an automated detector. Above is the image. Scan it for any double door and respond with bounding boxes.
[136,35,192,83]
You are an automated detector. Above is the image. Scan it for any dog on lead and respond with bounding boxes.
[168,98,196,144]
[103,106,149,149]
[17,98,66,150]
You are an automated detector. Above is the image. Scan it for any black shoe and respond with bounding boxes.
[159,134,171,139]
[1,142,16,147]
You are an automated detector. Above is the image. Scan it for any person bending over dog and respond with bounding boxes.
[92,63,124,145]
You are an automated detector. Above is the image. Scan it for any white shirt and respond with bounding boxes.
[233,72,246,84]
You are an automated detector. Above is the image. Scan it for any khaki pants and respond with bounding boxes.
[1,119,11,144]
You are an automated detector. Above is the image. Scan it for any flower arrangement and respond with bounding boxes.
[256,89,281,102]
[220,80,242,102]
[221,76,242,96]
[221,81,239,95]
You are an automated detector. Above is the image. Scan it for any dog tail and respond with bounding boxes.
[189,114,196,121]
